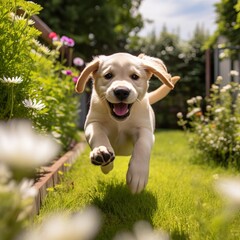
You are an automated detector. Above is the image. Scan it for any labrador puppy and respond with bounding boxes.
[75,53,180,194]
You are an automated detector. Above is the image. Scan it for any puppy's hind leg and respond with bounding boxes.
[126,129,154,194]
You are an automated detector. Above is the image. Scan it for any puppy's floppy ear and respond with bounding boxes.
[75,58,100,93]
[138,54,174,89]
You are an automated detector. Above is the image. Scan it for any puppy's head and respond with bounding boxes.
[75,53,173,121]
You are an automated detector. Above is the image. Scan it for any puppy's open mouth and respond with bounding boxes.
[107,102,133,120]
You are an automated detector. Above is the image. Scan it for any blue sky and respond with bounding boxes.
[139,0,218,40]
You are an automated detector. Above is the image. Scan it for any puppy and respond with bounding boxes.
[75,53,180,194]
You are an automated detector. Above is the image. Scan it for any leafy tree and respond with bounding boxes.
[35,0,144,60]
[135,26,209,128]
[236,0,240,28]
[205,0,240,53]
[215,0,240,46]
[184,24,208,96]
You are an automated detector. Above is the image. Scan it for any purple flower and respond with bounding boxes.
[60,36,69,45]
[67,38,75,47]
[61,70,72,75]
[60,36,75,47]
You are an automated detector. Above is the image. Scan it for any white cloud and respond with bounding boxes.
[139,0,218,40]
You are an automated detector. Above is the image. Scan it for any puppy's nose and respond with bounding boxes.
[114,87,130,101]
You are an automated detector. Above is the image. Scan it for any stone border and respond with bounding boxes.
[32,142,86,215]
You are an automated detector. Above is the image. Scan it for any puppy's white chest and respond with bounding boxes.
[110,130,134,156]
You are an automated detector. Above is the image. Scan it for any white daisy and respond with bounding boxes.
[114,221,169,240]
[187,98,196,105]
[0,76,23,84]
[17,179,38,221]
[230,70,239,77]
[215,177,240,207]
[32,39,42,48]
[1,178,37,221]
[215,107,225,113]
[186,108,201,118]
[216,76,223,84]
[177,112,183,119]
[196,96,202,101]
[19,179,37,200]
[220,84,232,93]
[9,12,35,25]
[206,105,212,111]
[22,98,45,110]
[0,120,60,170]
[211,84,219,90]
[219,52,226,59]
[19,206,101,240]
[39,45,50,55]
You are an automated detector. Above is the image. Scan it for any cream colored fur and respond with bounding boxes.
[75,53,180,194]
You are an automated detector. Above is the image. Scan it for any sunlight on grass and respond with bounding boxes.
[37,130,240,240]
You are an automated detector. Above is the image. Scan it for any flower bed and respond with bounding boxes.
[0,0,81,151]
[0,119,91,240]
[0,1,91,238]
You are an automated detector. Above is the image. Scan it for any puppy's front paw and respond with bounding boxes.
[90,146,115,166]
[126,162,149,194]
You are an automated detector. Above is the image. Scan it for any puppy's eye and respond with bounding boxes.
[131,74,139,80]
[104,73,113,80]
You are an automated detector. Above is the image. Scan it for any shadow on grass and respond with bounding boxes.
[91,181,157,240]
[171,230,189,240]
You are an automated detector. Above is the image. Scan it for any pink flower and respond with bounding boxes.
[49,32,57,39]
[73,57,84,66]
[52,36,59,42]
[72,77,78,83]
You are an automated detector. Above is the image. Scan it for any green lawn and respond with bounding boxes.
[37,130,240,239]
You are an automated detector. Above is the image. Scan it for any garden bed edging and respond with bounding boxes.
[32,142,86,215]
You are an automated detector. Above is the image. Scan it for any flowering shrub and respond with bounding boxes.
[0,120,60,239]
[0,0,80,150]
[0,120,103,240]
[177,74,240,168]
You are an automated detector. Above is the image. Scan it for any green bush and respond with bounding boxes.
[0,0,80,150]
[178,75,240,168]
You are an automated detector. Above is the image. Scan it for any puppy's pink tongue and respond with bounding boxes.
[113,103,129,116]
